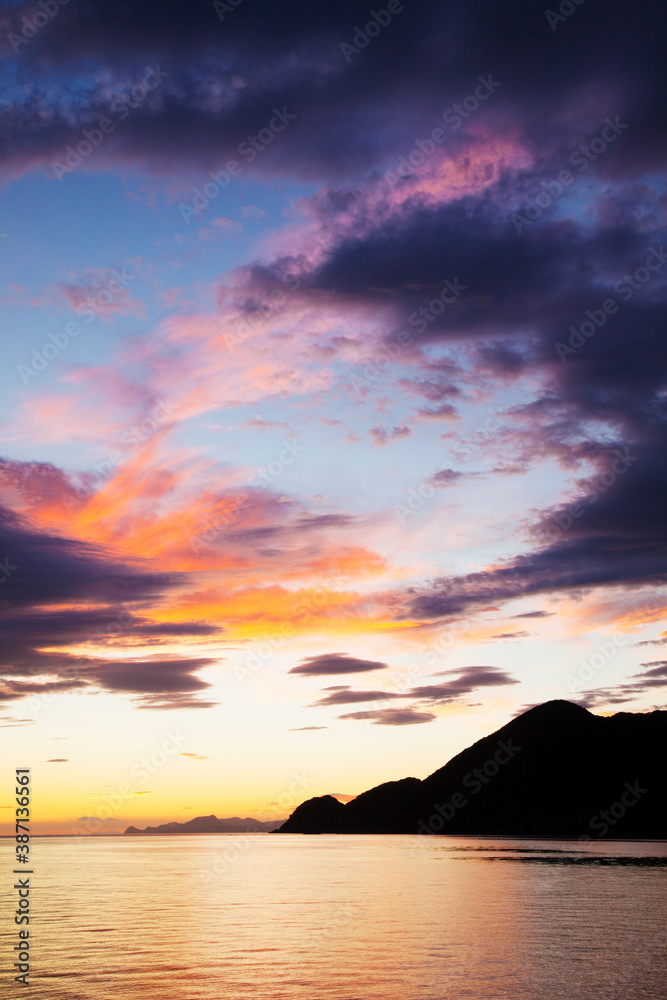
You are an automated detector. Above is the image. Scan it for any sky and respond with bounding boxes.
[1,0,666,835]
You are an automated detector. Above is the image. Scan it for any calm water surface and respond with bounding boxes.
[1,835,665,999]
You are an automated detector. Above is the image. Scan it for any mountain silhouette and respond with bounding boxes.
[277,701,667,837]
[124,815,283,835]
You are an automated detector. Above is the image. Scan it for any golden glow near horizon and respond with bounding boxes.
[1,591,662,834]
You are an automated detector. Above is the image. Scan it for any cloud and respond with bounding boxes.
[235,417,293,431]
[289,653,389,675]
[133,695,220,711]
[0,506,220,710]
[418,405,459,422]
[339,708,437,726]
[305,667,520,716]
[486,630,531,641]
[240,205,267,219]
[2,0,664,192]
[0,491,229,709]
[180,752,209,759]
[77,815,122,821]
[45,758,69,762]
[574,661,667,709]
[2,0,666,726]
[288,725,328,730]
[409,485,667,620]
[0,716,34,727]
[411,666,519,703]
[198,218,243,241]
[0,504,180,610]
[85,657,216,695]
[426,468,466,488]
[369,425,411,447]
[311,686,401,706]
[51,269,146,321]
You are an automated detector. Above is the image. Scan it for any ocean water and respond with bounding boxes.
[1,835,666,999]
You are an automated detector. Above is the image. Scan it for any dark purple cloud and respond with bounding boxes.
[0,656,219,710]
[289,653,389,675]
[0,506,221,708]
[1,0,665,186]
[575,660,667,709]
[86,657,216,695]
[0,505,179,609]
[307,666,518,716]
[410,665,518,703]
[0,0,665,670]
[339,708,436,726]
[312,686,401,706]
[426,468,467,487]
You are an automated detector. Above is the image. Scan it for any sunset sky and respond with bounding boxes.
[1,0,666,834]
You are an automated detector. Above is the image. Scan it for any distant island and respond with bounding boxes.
[277,700,667,838]
[125,815,284,835]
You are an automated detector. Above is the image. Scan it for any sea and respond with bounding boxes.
[1,834,666,999]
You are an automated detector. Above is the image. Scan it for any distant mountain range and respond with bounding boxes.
[125,815,283,835]
[276,701,667,838]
